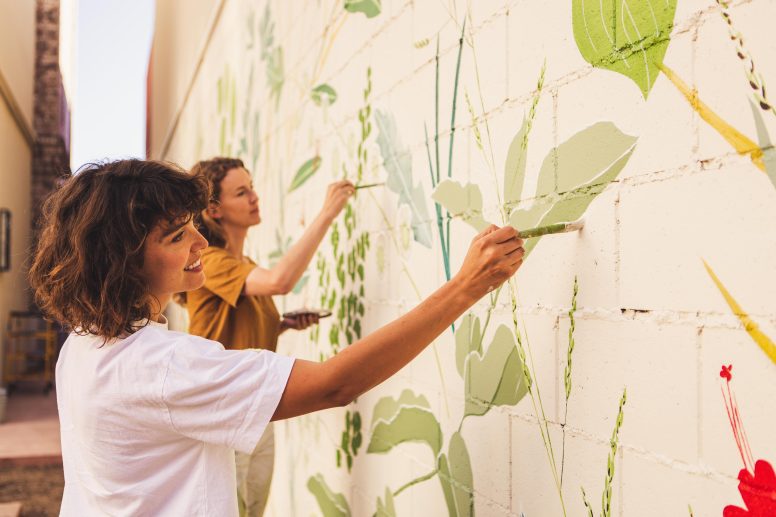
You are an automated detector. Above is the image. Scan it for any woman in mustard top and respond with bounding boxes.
[185,157,353,516]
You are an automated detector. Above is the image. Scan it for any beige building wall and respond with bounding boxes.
[147,0,222,160]
[0,0,36,382]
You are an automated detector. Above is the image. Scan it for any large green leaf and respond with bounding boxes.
[312,84,338,107]
[288,156,322,192]
[509,122,637,256]
[307,474,351,517]
[375,110,433,247]
[437,432,474,517]
[344,0,381,18]
[463,325,527,417]
[503,116,530,207]
[750,100,776,191]
[431,180,491,232]
[368,390,442,456]
[455,314,481,377]
[572,0,678,99]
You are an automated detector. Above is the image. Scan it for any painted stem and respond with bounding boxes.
[659,63,765,171]
[425,124,451,281]
[393,468,438,497]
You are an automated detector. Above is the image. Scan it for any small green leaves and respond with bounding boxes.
[307,474,351,517]
[572,0,678,98]
[288,156,322,192]
[431,180,491,232]
[312,84,338,107]
[344,0,381,19]
[336,410,363,471]
[368,390,442,457]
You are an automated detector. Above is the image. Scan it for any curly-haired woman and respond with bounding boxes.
[183,157,352,515]
[30,159,524,516]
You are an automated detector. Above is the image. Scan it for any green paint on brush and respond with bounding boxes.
[516,220,585,239]
[572,0,678,98]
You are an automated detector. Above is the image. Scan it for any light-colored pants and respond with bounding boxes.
[236,422,274,517]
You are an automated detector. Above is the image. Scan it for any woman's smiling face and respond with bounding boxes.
[141,217,209,309]
[211,167,261,228]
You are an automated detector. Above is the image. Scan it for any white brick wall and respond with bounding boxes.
[152,0,776,514]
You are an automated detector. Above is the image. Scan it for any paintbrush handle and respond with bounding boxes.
[515,219,585,238]
[354,182,385,190]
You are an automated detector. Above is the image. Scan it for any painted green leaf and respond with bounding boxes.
[307,474,351,517]
[572,0,678,98]
[375,488,396,517]
[455,314,481,377]
[288,156,322,192]
[510,122,637,256]
[464,325,527,417]
[344,0,381,18]
[312,84,338,107]
[267,47,284,108]
[375,110,433,247]
[431,180,491,232]
[504,116,530,207]
[437,432,474,517]
[750,100,776,191]
[370,389,430,427]
[368,390,442,457]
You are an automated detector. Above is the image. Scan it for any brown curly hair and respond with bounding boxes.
[190,157,246,249]
[29,159,209,339]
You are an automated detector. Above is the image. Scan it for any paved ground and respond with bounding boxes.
[0,385,63,516]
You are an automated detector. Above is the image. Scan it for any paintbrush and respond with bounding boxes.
[354,182,385,190]
[515,218,585,238]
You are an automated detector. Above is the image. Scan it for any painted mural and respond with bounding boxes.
[157,0,776,515]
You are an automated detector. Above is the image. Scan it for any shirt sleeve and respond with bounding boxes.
[201,248,256,307]
[161,334,294,454]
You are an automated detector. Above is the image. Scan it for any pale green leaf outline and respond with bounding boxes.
[463,324,527,417]
[437,432,474,517]
[455,314,481,377]
[572,0,678,98]
[431,180,491,232]
[307,474,351,517]
[504,116,530,206]
[374,109,433,247]
[367,406,442,457]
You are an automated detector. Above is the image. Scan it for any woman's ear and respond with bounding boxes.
[207,201,221,220]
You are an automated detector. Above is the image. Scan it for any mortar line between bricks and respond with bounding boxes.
[507,412,738,484]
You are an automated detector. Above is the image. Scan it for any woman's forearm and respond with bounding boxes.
[325,276,476,401]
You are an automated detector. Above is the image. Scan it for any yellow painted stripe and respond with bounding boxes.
[660,64,765,172]
[703,260,776,365]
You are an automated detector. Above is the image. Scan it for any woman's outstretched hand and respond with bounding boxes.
[320,180,356,222]
[453,225,525,302]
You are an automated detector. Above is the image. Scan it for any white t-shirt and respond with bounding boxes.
[55,317,294,516]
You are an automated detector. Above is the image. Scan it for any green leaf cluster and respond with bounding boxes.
[336,410,363,471]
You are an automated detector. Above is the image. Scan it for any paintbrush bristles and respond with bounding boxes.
[354,182,385,190]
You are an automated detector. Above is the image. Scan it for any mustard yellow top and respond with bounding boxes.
[186,247,280,351]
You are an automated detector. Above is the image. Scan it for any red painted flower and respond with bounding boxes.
[720,364,776,517]
[723,460,776,517]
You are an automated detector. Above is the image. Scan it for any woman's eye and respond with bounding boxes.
[172,231,185,243]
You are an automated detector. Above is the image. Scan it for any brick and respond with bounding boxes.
[619,162,776,314]
[562,318,699,463]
